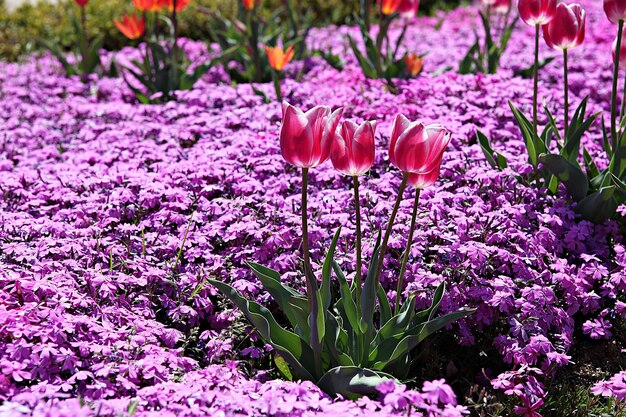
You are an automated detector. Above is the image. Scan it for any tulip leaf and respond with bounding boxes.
[317,366,396,400]
[332,261,359,334]
[509,101,541,167]
[360,232,382,335]
[377,285,393,327]
[477,130,508,170]
[208,278,316,380]
[321,228,342,312]
[539,153,589,202]
[575,186,619,223]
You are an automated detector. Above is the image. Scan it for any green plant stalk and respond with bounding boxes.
[352,176,363,304]
[272,70,282,101]
[364,0,371,31]
[248,11,262,83]
[612,20,624,150]
[532,24,539,146]
[394,187,420,314]
[620,72,626,124]
[80,6,88,79]
[374,13,389,78]
[563,49,569,143]
[375,172,409,288]
[171,0,179,91]
[300,167,322,377]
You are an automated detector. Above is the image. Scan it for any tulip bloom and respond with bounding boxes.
[543,3,585,51]
[242,0,259,10]
[133,0,164,11]
[493,0,511,14]
[398,0,419,17]
[404,53,424,76]
[74,0,88,7]
[381,0,403,15]
[114,14,146,40]
[388,115,451,175]
[265,45,295,72]
[518,0,556,25]
[280,101,343,169]
[408,166,441,189]
[331,120,376,177]
[166,0,191,12]
[605,0,626,23]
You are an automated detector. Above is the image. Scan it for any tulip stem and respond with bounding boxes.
[532,24,539,147]
[80,6,88,80]
[353,176,363,302]
[395,187,420,314]
[272,70,282,101]
[613,20,624,150]
[620,72,626,131]
[171,0,179,92]
[375,172,409,288]
[563,48,569,141]
[301,167,322,378]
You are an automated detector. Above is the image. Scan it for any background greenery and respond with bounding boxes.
[0,0,462,61]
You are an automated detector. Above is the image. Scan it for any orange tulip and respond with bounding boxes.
[242,0,259,10]
[264,45,295,71]
[132,0,164,11]
[166,0,191,12]
[380,0,402,15]
[404,53,423,76]
[114,14,146,40]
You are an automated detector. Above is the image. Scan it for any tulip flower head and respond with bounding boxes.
[280,101,343,169]
[114,14,146,40]
[265,45,295,71]
[133,0,165,11]
[493,0,511,14]
[543,3,585,51]
[517,0,557,25]
[242,0,259,10]
[604,0,626,23]
[166,0,191,12]
[381,0,403,15]
[74,0,88,7]
[331,120,376,177]
[613,31,626,68]
[404,53,424,76]
[398,0,419,17]
[388,115,451,175]
[408,166,441,189]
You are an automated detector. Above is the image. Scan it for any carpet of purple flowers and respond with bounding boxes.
[1,0,626,415]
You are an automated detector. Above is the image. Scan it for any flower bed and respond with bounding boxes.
[1,0,625,415]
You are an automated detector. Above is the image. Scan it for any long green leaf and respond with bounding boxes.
[321,228,342,311]
[317,366,395,399]
[539,153,589,201]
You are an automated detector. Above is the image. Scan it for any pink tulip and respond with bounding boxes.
[280,101,343,168]
[398,0,419,17]
[612,31,626,68]
[517,0,557,25]
[388,115,451,175]
[408,165,441,189]
[493,0,511,14]
[604,0,626,24]
[543,3,585,51]
[331,120,376,177]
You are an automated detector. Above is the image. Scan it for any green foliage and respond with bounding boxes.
[208,227,475,398]
[206,1,311,84]
[121,39,211,103]
[458,9,517,75]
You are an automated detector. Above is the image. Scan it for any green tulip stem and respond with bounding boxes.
[620,71,626,132]
[375,172,409,288]
[395,187,420,314]
[80,5,88,80]
[532,24,539,146]
[563,48,569,141]
[272,70,282,101]
[352,175,363,303]
[612,20,624,150]
[171,0,179,88]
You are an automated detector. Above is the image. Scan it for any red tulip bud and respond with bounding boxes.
[331,120,376,177]
[543,3,585,51]
[388,115,451,175]
[280,101,343,169]
[518,0,556,25]
[604,0,626,24]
